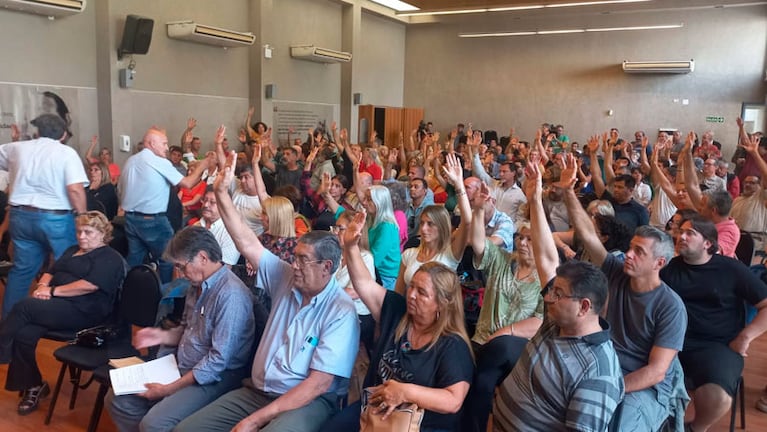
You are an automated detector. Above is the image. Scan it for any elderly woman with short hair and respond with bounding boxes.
[0,211,125,415]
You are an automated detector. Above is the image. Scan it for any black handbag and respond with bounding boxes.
[70,324,121,348]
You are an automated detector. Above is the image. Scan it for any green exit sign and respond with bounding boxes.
[706,116,725,123]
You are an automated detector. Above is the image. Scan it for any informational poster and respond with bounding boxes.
[272,100,338,146]
[0,83,93,145]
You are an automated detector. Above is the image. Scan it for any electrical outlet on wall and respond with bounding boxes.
[120,135,131,152]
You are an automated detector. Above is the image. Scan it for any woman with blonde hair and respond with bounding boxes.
[322,212,474,431]
[258,196,297,264]
[86,161,118,220]
[395,153,471,294]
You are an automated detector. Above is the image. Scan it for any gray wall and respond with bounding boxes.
[404,5,767,160]
[359,11,406,108]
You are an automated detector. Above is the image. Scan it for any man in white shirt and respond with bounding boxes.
[195,187,239,265]
[0,114,87,316]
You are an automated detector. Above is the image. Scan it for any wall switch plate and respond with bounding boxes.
[120,135,131,152]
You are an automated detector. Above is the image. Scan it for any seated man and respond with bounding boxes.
[493,156,624,432]
[175,151,359,432]
[661,215,767,432]
[107,226,255,431]
[561,152,688,430]
[195,186,240,266]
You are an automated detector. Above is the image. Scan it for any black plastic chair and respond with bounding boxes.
[44,264,162,431]
[735,232,755,267]
[729,375,746,431]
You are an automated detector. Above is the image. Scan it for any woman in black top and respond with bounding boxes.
[0,211,125,415]
[322,211,474,432]
[86,162,118,220]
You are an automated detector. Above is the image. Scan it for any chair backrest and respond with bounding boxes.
[119,264,163,327]
[735,232,755,267]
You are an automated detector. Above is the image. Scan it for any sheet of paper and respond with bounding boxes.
[109,354,181,396]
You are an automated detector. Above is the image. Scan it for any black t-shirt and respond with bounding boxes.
[600,190,649,233]
[50,245,125,319]
[661,254,767,345]
[364,291,474,431]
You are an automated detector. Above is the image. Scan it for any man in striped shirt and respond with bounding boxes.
[493,262,625,431]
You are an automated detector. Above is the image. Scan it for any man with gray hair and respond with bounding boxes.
[176,151,359,432]
[0,113,87,317]
[108,225,255,431]
[560,153,688,431]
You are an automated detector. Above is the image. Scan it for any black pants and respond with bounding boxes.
[359,314,375,358]
[460,335,529,432]
[0,297,101,391]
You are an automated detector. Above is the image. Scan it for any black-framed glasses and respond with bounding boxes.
[545,290,582,302]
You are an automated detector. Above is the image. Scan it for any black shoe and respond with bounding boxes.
[18,381,50,415]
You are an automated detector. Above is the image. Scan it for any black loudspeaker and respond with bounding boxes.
[118,15,154,59]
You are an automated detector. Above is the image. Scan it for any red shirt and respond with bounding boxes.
[359,160,383,181]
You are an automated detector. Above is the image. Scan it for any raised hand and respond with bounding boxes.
[247,106,255,118]
[339,128,348,143]
[683,131,695,152]
[553,153,578,190]
[90,135,99,147]
[10,124,20,142]
[186,117,197,130]
[318,171,331,195]
[215,150,237,193]
[306,145,320,167]
[740,133,760,155]
[641,136,649,150]
[331,121,337,131]
[251,139,262,165]
[522,153,542,200]
[214,125,226,146]
[238,128,247,144]
[183,130,193,146]
[388,148,398,164]
[442,152,464,187]
[587,135,600,154]
[736,117,744,128]
[341,210,366,248]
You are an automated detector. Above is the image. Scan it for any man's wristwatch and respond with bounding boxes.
[49,285,56,297]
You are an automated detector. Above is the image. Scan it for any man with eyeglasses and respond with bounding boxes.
[108,226,255,431]
[493,154,623,432]
[731,134,767,252]
[562,152,688,431]
[175,151,359,432]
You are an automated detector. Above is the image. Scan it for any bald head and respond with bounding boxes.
[143,127,169,158]
[359,172,374,188]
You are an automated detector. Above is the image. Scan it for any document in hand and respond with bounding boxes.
[109,354,181,396]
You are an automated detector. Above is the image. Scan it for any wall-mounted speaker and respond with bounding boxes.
[353,93,362,105]
[265,84,276,99]
[119,15,154,59]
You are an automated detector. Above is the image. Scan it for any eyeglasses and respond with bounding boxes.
[294,256,328,267]
[545,290,582,302]
[329,226,347,235]
[174,257,194,271]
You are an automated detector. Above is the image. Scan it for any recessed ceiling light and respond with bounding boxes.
[369,0,419,12]
[458,22,683,38]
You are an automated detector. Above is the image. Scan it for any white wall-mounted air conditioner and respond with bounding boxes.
[167,21,255,47]
[290,45,352,64]
[622,60,694,74]
[0,0,85,18]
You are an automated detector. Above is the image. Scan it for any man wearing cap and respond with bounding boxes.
[0,114,88,317]
[119,126,215,283]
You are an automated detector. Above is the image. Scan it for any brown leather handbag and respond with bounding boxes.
[359,389,425,432]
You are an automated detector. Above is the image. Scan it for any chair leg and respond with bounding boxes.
[87,382,109,432]
[44,362,68,425]
[729,379,738,432]
[69,367,82,410]
[739,376,746,430]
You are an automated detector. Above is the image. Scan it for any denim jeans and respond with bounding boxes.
[2,207,75,317]
[124,213,174,283]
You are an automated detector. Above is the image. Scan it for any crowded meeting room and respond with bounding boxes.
[0,0,766,431]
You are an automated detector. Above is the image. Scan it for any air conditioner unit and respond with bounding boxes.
[166,21,255,47]
[622,60,694,74]
[0,0,85,18]
[290,45,352,64]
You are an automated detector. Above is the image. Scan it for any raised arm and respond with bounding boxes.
[603,136,616,184]
[443,153,471,259]
[639,136,651,175]
[562,154,608,266]
[681,131,704,210]
[85,135,99,164]
[213,125,227,171]
[524,153,559,284]
[318,172,341,215]
[588,135,606,198]
[740,132,767,189]
[342,211,386,322]
[180,117,197,149]
[214,150,265,266]
[250,141,271,203]
[468,193,487,262]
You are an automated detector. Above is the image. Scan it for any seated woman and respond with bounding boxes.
[331,210,376,355]
[323,212,474,432]
[0,211,125,415]
[361,185,402,290]
[258,196,298,264]
[395,153,471,294]
[86,161,118,220]
[179,161,206,225]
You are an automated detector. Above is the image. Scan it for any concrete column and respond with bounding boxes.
[248,0,274,129]
[341,2,361,141]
